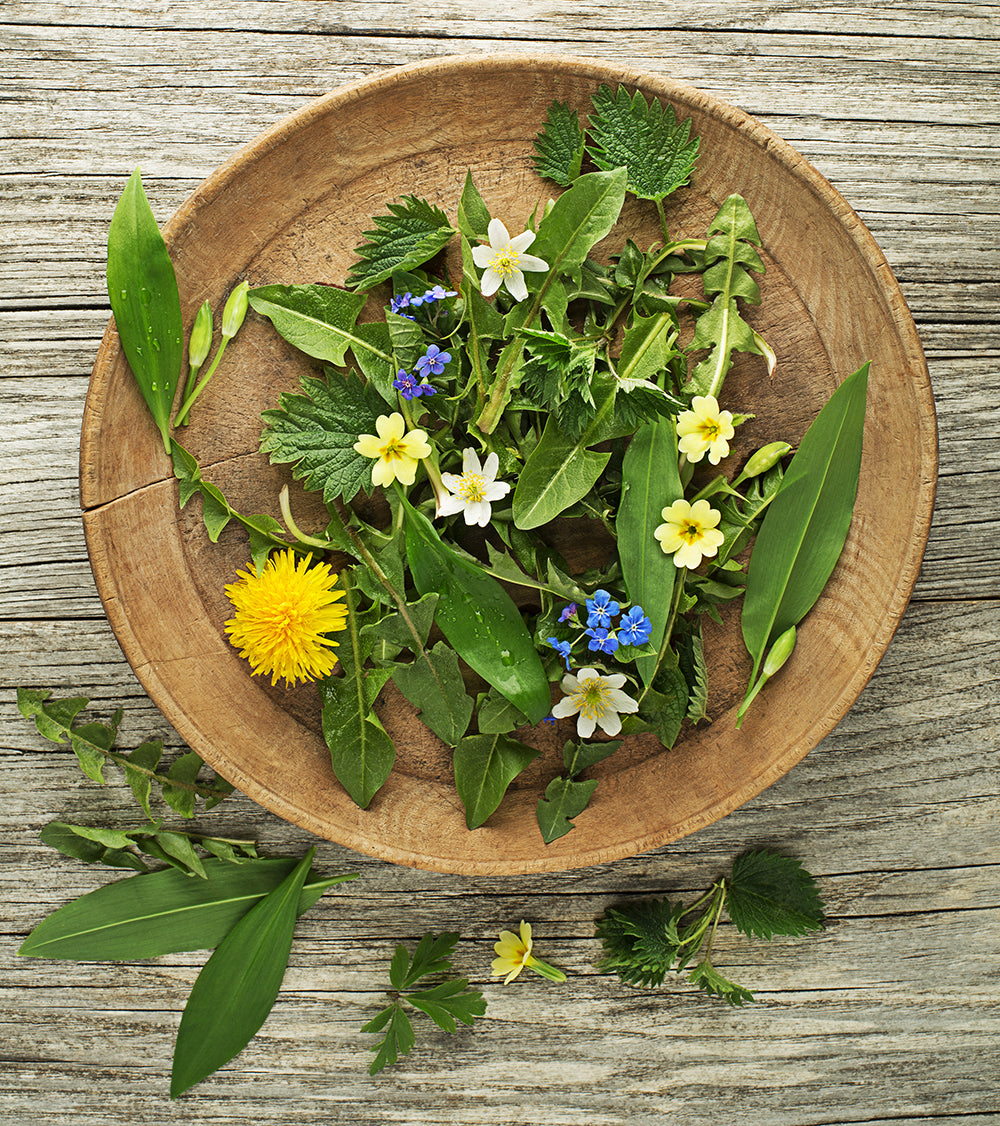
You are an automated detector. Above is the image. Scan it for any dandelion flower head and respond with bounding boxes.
[224,550,348,688]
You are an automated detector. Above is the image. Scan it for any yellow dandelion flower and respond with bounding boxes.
[353,412,432,488]
[491,920,567,984]
[223,549,348,687]
[654,498,725,569]
[676,394,735,465]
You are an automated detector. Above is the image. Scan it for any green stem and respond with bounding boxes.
[526,956,568,983]
[173,337,230,426]
[279,486,338,550]
[101,749,231,801]
[655,199,670,244]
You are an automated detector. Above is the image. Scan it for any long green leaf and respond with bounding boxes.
[106,168,184,452]
[402,500,551,723]
[18,857,356,961]
[741,362,869,678]
[170,849,315,1097]
[618,418,683,685]
[453,733,539,829]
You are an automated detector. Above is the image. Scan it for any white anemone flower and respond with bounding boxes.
[471,218,549,302]
[550,667,639,739]
[438,448,511,527]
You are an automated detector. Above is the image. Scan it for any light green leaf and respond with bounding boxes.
[536,775,599,843]
[124,741,163,820]
[39,821,147,872]
[247,283,369,366]
[456,171,492,240]
[453,733,540,829]
[476,690,529,735]
[106,168,184,452]
[617,311,678,384]
[392,642,474,747]
[161,751,204,818]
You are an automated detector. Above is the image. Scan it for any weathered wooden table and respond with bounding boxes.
[2,4,998,1124]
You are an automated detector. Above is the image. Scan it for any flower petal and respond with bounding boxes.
[487,218,511,248]
[505,270,528,302]
[480,268,502,297]
[508,230,536,253]
[471,244,493,267]
[551,696,579,719]
[517,253,549,273]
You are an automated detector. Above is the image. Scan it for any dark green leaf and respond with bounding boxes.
[563,738,622,776]
[453,733,539,829]
[106,168,183,451]
[726,850,826,940]
[319,678,395,811]
[346,195,456,291]
[595,898,687,987]
[397,931,459,989]
[364,1002,415,1076]
[587,85,699,202]
[392,642,474,747]
[123,741,163,820]
[39,821,147,872]
[171,849,315,1097]
[686,960,755,1006]
[161,751,204,818]
[408,979,486,1032]
[741,363,869,679]
[536,775,599,843]
[532,99,586,186]
[16,687,89,743]
[18,857,356,961]
[456,171,492,241]
[476,690,529,736]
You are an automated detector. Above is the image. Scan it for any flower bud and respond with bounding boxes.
[188,300,213,369]
[762,626,797,678]
[741,441,792,480]
[221,280,250,339]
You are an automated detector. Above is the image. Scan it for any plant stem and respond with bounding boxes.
[173,337,230,426]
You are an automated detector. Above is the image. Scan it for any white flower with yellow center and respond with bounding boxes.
[353,412,431,488]
[471,218,549,302]
[437,448,511,527]
[550,667,639,739]
[676,394,736,465]
[654,498,725,569]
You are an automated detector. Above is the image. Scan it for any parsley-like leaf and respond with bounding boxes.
[532,99,586,186]
[587,85,699,202]
[726,850,826,940]
[364,933,486,1075]
[346,195,456,291]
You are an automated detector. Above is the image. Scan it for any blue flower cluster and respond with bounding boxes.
[545,590,653,669]
[393,345,453,401]
[389,285,458,320]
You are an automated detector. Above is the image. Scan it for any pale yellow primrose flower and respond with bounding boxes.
[438,448,511,527]
[654,498,725,569]
[353,412,431,487]
[676,394,735,465]
[491,920,567,984]
[471,218,548,302]
[550,667,638,739]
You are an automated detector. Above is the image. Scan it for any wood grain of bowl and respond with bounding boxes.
[80,54,937,874]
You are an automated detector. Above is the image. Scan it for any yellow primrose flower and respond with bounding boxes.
[654,498,725,569]
[353,412,432,487]
[676,394,735,465]
[491,920,567,984]
[224,550,348,687]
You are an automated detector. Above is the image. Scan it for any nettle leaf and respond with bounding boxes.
[536,776,599,843]
[595,898,687,988]
[346,195,456,291]
[677,624,709,724]
[726,849,826,940]
[392,641,474,748]
[686,960,755,1006]
[453,733,539,829]
[260,371,386,505]
[587,85,700,202]
[532,99,587,186]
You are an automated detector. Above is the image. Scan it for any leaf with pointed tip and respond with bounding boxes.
[346,195,456,290]
[392,642,474,748]
[532,99,586,186]
[124,741,163,820]
[453,733,539,829]
[726,849,826,940]
[536,775,599,843]
[161,751,204,818]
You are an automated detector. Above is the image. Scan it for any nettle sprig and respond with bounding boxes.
[595,848,826,1005]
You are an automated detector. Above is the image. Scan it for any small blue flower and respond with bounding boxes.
[389,292,416,320]
[424,284,457,302]
[618,606,653,647]
[585,627,619,655]
[558,602,578,623]
[393,369,437,401]
[546,637,573,670]
[541,715,557,725]
[585,589,619,630]
[415,344,451,376]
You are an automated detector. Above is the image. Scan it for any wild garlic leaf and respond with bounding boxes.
[260,371,385,505]
[686,960,755,1006]
[346,195,456,291]
[587,85,699,202]
[536,775,599,843]
[106,168,184,452]
[532,99,587,186]
[726,850,826,940]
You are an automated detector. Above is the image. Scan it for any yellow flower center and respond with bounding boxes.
[574,678,612,721]
[457,471,486,502]
[379,436,408,462]
[488,246,521,278]
[699,419,721,441]
[679,520,705,545]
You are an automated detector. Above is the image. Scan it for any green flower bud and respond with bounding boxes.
[762,625,797,678]
[741,440,792,480]
[188,300,213,369]
[221,280,250,339]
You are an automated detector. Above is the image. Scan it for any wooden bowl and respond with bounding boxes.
[80,55,937,874]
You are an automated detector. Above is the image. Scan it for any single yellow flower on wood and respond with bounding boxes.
[224,549,348,687]
[353,411,431,488]
[491,920,567,984]
[654,498,725,569]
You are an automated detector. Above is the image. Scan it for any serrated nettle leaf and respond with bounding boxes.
[676,624,709,724]
[403,499,551,723]
[248,283,369,366]
[18,857,355,961]
[618,417,683,686]
[106,168,184,452]
[686,960,755,1006]
[453,732,539,829]
[532,99,586,186]
[347,195,456,291]
[586,85,700,202]
[536,775,599,843]
[260,371,386,506]
[392,642,474,748]
[171,849,315,1098]
[726,849,826,940]
[456,170,492,241]
[595,898,686,988]
[741,363,869,681]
